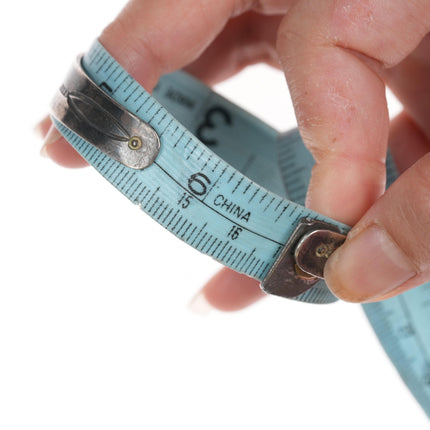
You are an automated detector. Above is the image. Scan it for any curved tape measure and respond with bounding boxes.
[50,40,430,417]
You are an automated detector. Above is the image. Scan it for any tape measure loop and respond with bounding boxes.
[50,40,430,417]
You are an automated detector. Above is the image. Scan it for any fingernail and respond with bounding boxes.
[40,126,62,158]
[188,291,213,315]
[324,225,416,302]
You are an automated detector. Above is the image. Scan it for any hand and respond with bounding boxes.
[37,0,430,309]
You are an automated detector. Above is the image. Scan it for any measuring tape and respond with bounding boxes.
[50,40,430,417]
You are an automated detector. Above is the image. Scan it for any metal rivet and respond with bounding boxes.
[128,136,142,150]
[316,244,330,258]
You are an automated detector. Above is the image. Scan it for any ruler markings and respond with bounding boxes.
[139,188,151,206]
[221,245,233,262]
[186,225,198,242]
[151,200,166,220]
[183,137,192,151]
[288,205,298,218]
[259,191,268,204]
[227,171,236,184]
[159,119,174,137]
[185,142,199,161]
[175,218,189,236]
[96,56,109,74]
[106,64,120,83]
[180,221,193,239]
[196,231,208,250]
[203,165,228,203]
[148,196,160,214]
[144,192,160,214]
[275,205,289,223]
[173,129,185,148]
[196,149,204,161]
[166,208,181,229]
[124,177,139,197]
[157,112,168,126]
[239,248,255,272]
[133,92,143,104]
[110,166,126,186]
[201,153,213,170]
[205,237,218,255]
[399,296,430,361]
[211,159,221,173]
[224,247,238,266]
[248,188,259,204]
[171,214,184,233]
[244,256,257,274]
[148,107,162,122]
[243,181,252,195]
[133,185,147,203]
[274,199,283,212]
[190,223,208,247]
[235,250,248,270]
[254,260,266,279]
[248,258,262,277]
[232,177,244,194]
[161,206,174,224]
[215,241,229,260]
[230,249,242,267]
[201,234,213,253]
[118,171,131,190]
[124,85,139,102]
[135,96,151,113]
[211,239,223,257]
[152,162,283,245]
[263,197,275,212]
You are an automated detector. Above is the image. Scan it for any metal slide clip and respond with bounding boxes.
[261,218,346,299]
[50,55,160,170]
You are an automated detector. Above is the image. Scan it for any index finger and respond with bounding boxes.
[99,0,290,91]
[277,0,430,225]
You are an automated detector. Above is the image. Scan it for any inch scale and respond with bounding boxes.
[50,40,430,417]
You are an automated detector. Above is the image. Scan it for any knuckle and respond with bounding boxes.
[329,0,430,67]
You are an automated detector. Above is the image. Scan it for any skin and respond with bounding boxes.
[37,0,430,310]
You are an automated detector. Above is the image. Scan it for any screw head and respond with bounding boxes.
[128,136,143,150]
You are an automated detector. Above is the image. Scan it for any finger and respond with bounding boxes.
[389,112,430,173]
[35,111,90,168]
[384,34,430,141]
[41,125,89,168]
[324,151,430,303]
[277,0,430,225]
[34,115,52,139]
[189,268,265,313]
[100,0,292,92]
[184,12,282,85]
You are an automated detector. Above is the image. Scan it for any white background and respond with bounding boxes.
[1,0,428,428]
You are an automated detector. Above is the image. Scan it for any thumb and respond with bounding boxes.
[324,153,430,303]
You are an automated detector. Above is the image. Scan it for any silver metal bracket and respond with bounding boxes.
[50,55,160,170]
[261,217,346,299]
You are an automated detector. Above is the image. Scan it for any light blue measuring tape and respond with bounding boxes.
[50,40,430,417]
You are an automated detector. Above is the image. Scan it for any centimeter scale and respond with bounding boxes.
[50,40,430,417]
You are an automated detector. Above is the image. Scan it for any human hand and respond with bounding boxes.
[37,0,430,309]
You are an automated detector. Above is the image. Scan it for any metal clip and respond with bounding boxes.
[261,217,346,299]
[50,55,160,170]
